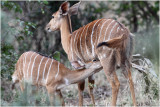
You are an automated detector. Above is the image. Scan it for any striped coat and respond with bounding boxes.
[68,18,130,64]
[12,51,64,86]
[12,51,102,90]
[12,51,102,106]
[45,2,136,106]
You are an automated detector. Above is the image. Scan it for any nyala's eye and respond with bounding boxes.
[52,16,54,19]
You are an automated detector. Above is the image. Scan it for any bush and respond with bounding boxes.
[1,43,19,80]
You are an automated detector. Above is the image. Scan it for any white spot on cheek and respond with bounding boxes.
[64,78,69,85]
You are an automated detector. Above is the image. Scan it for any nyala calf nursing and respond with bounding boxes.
[46,1,136,106]
[12,1,136,106]
[12,51,102,106]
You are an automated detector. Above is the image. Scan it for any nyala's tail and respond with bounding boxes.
[11,74,18,89]
[11,69,19,90]
[97,34,127,49]
[97,33,134,67]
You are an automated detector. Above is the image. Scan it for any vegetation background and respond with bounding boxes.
[1,0,159,106]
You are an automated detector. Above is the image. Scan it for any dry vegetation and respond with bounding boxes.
[1,54,159,106]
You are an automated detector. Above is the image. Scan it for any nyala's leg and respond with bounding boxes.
[46,86,56,106]
[20,82,24,92]
[78,81,85,106]
[56,90,65,106]
[88,75,95,106]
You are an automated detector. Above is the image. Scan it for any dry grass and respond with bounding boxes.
[60,68,159,106]
[1,57,159,106]
[1,67,159,106]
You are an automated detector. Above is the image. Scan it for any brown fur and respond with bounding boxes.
[45,2,136,106]
[97,34,128,49]
[12,51,102,106]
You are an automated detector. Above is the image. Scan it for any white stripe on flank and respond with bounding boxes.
[80,26,86,57]
[23,52,29,78]
[26,52,35,78]
[22,53,25,76]
[55,62,60,78]
[73,31,79,59]
[36,56,45,82]
[20,57,23,76]
[117,26,120,32]
[107,23,118,40]
[17,60,20,78]
[74,31,79,47]
[95,20,103,46]
[75,32,81,59]
[103,20,115,41]
[42,58,50,80]
[19,58,22,76]
[45,59,53,84]
[91,19,101,57]
[30,54,39,79]
[70,37,73,60]
[97,19,110,44]
[85,23,91,56]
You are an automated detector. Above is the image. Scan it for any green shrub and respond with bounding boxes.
[1,43,19,80]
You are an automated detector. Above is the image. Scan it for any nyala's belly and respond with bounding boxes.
[68,50,96,63]
[68,50,99,69]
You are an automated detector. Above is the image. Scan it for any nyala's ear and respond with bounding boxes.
[59,1,70,16]
[68,1,81,15]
